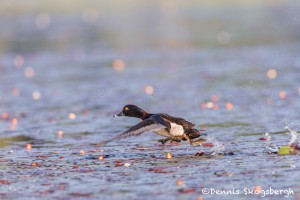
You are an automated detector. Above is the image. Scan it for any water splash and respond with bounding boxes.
[285,126,299,147]
[264,127,299,154]
[265,132,271,145]
[206,136,225,155]
[263,132,279,154]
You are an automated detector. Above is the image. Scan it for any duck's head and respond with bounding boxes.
[114,104,148,119]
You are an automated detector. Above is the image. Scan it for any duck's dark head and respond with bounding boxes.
[114,104,149,119]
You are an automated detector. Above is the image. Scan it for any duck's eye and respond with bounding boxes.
[124,107,129,111]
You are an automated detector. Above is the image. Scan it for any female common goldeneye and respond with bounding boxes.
[101,105,205,146]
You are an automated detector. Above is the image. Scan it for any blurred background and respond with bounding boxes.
[1,0,300,51]
[0,0,300,136]
[1,0,300,50]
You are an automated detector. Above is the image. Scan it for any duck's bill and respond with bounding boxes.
[113,111,124,117]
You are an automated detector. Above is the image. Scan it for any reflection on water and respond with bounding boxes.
[0,1,300,199]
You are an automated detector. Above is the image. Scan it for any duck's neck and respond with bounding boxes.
[141,113,153,120]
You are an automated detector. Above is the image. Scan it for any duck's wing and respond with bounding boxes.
[161,114,195,128]
[98,118,167,146]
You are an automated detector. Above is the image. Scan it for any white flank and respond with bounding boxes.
[169,123,184,136]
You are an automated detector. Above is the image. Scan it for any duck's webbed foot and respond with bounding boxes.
[158,137,181,144]
[183,133,205,146]
[190,138,205,145]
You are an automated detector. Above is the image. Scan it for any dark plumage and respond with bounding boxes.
[100,105,205,146]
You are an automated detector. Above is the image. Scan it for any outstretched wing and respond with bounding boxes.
[98,118,166,146]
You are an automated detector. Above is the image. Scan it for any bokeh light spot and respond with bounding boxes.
[166,152,172,159]
[68,113,76,119]
[57,130,64,138]
[213,104,219,110]
[279,91,286,99]
[177,179,183,186]
[32,91,41,100]
[113,59,125,72]
[206,101,214,109]
[267,69,277,79]
[254,186,262,193]
[211,95,219,102]
[12,118,18,125]
[98,155,104,160]
[226,102,233,110]
[13,55,24,68]
[79,150,85,155]
[267,98,273,105]
[12,88,20,97]
[26,144,32,151]
[2,113,8,120]
[144,85,154,95]
[24,67,35,78]
[200,103,206,109]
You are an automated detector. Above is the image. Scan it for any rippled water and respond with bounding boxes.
[1,1,300,200]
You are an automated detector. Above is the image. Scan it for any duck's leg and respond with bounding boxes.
[170,137,182,143]
[183,133,203,146]
[158,137,181,144]
[158,138,171,144]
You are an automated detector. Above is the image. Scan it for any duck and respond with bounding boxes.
[100,105,205,146]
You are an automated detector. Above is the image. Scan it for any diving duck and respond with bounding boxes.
[101,105,205,146]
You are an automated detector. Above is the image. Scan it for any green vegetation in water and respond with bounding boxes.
[278,146,291,155]
[202,121,249,128]
[237,130,300,137]
[0,135,34,148]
